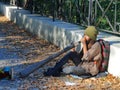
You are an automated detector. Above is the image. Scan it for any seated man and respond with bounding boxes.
[44,26,102,77]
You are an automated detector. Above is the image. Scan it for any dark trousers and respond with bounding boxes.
[44,51,83,76]
[52,51,82,73]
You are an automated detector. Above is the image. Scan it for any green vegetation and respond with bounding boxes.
[0,0,120,32]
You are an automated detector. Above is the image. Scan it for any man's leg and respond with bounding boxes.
[44,51,81,76]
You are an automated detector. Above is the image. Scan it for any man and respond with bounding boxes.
[44,26,102,76]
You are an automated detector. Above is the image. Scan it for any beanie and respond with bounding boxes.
[84,26,98,41]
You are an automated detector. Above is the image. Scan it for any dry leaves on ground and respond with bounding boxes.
[0,15,120,90]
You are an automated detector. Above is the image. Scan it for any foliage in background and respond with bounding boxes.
[0,0,120,32]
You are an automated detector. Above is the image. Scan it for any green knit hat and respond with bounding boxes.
[84,26,98,41]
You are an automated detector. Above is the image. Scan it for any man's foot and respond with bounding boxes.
[44,68,62,77]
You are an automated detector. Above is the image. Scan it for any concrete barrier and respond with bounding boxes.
[0,2,84,49]
[0,2,120,77]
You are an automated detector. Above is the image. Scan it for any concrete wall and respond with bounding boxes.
[0,2,120,77]
[0,2,84,49]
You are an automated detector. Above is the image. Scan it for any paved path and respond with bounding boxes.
[0,15,60,90]
[0,15,29,90]
[0,30,23,67]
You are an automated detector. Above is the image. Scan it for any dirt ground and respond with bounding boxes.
[0,14,120,90]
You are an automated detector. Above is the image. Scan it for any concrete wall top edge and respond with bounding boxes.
[24,14,84,31]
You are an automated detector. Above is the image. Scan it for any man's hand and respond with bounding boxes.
[81,36,86,45]
[71,48,76,52]
[81,36,88,54]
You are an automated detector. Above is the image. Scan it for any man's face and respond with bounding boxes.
[84,35,91,41]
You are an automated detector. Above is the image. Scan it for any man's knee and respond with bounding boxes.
[67,51,77,57]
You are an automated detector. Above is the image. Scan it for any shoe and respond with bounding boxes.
[44,67,62,77]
